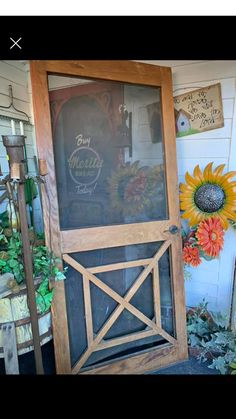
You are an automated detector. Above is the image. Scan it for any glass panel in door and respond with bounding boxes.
[49,76,168,230]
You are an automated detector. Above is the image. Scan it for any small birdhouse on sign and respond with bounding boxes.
[175,109,191,134]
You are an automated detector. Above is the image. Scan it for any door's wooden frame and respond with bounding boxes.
[30,60,188,374]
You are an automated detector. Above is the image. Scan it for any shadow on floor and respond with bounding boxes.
[151,355,220,375]
[0,339,56,375]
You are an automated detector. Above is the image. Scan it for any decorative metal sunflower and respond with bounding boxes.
[180,163,236,229]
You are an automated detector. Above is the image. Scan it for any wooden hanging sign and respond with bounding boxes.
[173,83,224,137]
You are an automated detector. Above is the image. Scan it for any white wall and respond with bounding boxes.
[138,60,236,316]
[0,60,43,231]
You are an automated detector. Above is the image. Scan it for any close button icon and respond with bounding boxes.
[10,37,22,50]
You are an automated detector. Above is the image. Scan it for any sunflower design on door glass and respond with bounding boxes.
[108,161,164,217]
[180,162,236,230]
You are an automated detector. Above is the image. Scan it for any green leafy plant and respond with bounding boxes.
[187,299,236,374]
[33,244,67,314]
[183,264,192,281]
[0,223,66,314]
[229,361,236,375]
[230,220,236,230]
[0,230,24,283]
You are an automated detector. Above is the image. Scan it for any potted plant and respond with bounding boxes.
[0,210,66,356]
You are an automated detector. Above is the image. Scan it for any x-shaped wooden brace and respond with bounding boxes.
[63,240,177,374]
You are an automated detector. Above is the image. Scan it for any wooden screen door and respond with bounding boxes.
[30,61,188,374]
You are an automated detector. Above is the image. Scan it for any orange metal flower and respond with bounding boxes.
[182,246,201,267]
[196,217,224,258]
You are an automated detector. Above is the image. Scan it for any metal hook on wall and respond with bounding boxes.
[0,85,30,123]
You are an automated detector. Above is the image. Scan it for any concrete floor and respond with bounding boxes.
[152,356,219,375]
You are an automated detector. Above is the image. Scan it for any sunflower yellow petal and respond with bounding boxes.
[185,172,199,188]
[180,202,194,210]
[224,202,236,211]
[180,193,194,200]
[213,164,225,177]
[221,208,236,221]
[223,181,236,191]
[203,162,213,182]
[188,218,199,226]
[181,207,196,218]
[193,165,204,183]
[224,192,236,199]
[218,171,236,185]
[179,183,193,193]
[217,213,229,230]
[192,212,204,224]
[220,181,236,192]
[180,197,194,206]
[181,207,203,225]
[179,199,193,206]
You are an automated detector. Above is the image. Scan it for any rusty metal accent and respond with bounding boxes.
[17,176,44,374]
[2,135,26,180]
[2,134,44,373]
[38,159,48,176]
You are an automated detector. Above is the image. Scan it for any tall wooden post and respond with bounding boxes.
[2,135,44,374]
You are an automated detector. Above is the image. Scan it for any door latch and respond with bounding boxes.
[164,225,179,234]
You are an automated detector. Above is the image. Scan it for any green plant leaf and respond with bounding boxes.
[0,259,6,267]
[209,357,227,375]
[55,271,66,281]
[8,259,19,268]
[188,334,201,347]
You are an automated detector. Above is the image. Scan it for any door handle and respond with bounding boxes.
[164,225,179,234]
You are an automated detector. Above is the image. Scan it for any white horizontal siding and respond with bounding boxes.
[0,61,27,87]
[134,60,208,68]
[176,139,230,159]
[0,79,29,103]
[2,61,27,72]
[0,61,42,231]
[0,61,31,122]
[229,82,236,171]
[173,78,236,99]
[0,93,30,119]
[171,61,236,84]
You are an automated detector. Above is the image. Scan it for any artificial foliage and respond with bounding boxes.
[0,212,66,314]
[187,300,236,375]
[230,361,236,375]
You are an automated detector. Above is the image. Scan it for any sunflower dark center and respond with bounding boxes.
[194,183,225,213]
